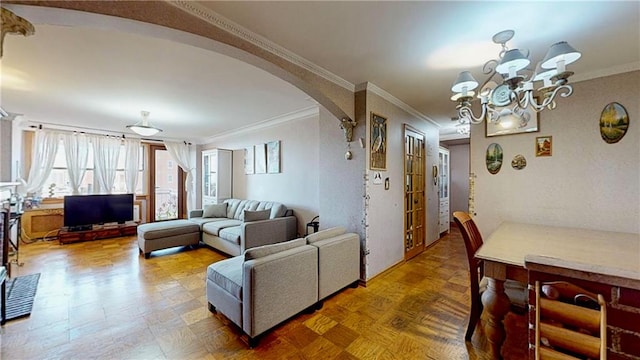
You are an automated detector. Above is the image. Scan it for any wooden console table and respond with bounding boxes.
[59,223,138,244]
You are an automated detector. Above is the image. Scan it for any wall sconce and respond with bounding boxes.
[340,118,357,142]
[340,118,357,160]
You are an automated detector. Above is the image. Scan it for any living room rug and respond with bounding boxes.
[5,273,40,321]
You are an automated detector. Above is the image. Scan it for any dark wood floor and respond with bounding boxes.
[1,227,526,359]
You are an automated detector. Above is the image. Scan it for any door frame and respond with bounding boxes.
[149,144,185,222]
[403,125,426,260]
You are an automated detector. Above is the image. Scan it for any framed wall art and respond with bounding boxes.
[486,105,539,137]
[599,102,629,144]
[254,144,266,174]
[370,113,387,170]
[535,136,552,157]
[267,140,280,173]
[244,146,254,174]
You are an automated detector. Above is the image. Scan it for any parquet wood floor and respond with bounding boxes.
[0,228,527,359]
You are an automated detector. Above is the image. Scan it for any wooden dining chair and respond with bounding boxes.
[533,280,607,360]
[452,211,527,341]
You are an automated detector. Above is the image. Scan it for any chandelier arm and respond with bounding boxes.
[458,103,487,125]
[512,90,530,111]
[478,59,500,92]
[529,85,574,111]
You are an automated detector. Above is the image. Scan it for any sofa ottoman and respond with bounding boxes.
[137,220,200,259]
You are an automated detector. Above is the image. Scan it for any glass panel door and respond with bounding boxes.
[404,125,426,260]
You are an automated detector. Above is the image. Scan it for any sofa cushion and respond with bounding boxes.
[305,226,347,244]
[202,219,242,236]
[225,198,287,220]
[244,238,306,260]
[254,201,287,219]
[203,203,227,218]
[243,209,271,222]
[137,220,200,240]
[207,256,244,300]
[219,226,242,245]
[188,217,226,231]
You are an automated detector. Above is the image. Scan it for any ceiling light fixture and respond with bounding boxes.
[451,30,581,125]
[126,110,162,136]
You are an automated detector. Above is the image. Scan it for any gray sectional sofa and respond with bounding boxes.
[189,199,298,256]
[206,227,360,347]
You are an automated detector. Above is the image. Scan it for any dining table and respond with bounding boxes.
[475,221,640,358]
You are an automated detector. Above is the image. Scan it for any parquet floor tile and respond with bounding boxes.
[0,227,527,359]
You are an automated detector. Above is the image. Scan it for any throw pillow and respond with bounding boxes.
[203,203,227,218]
[305,226,347,244]
[242,209,271,222]
[244,238,306,260]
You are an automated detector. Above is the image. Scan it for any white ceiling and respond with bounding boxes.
[2,2,639,143]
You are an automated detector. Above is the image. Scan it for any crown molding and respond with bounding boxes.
[356,82,440,128]
[169,1,355,92]
[198,105,320,144]
[572,61,640,83]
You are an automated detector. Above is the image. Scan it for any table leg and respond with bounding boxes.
[481,277,510,359]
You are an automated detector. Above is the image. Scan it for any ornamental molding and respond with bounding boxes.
[355,82,440,128]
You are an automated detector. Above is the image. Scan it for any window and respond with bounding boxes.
[42,140,145,197]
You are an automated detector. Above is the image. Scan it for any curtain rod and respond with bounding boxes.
[22,120,164,142]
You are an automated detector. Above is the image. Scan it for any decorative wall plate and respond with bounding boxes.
[486,143,503,174]
[511,154,527,170]
[600,102,629,144]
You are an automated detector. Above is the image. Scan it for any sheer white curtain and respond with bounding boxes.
[123,138,140,194]
[92,136,121,194]
[164,141,195,211]
[26,130,60,195]
[62,133,90,195]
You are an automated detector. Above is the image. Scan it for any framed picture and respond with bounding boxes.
[244,146,254,174]
[267,140,280,173]
[535,136,552,157]
[486,105,539,137]
[254,144,266,174]
[599,102,629,144]
[370,113,387,170]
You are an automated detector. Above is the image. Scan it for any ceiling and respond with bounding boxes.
[2,1,639,143]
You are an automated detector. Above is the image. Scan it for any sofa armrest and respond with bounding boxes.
[242,245,318,337]
[312,233,361,300]
[189,209,203,219]
[240,216,297,251]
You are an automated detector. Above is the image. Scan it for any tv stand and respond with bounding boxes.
[59,223,138,244]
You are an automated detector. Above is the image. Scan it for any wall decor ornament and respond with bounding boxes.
[535,136,552,157]
[266,140,280,173]
[486,143,503,174]
[370,113,387,170]
[599,102,629,144]
[511,154,527,170]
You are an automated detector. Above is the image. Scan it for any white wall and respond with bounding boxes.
[202,109,320,237]
[364,91,440,280]
[471,71,640,237]
[449,143,470,219]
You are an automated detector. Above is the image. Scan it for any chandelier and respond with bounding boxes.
[127,110,163,136]
[451,30,581,125]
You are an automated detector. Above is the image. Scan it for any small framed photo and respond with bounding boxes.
[535,136,552,157]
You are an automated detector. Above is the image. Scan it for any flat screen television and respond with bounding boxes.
[64,194,134,230]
